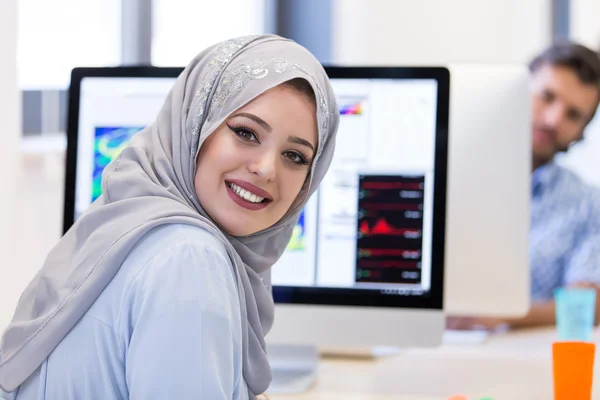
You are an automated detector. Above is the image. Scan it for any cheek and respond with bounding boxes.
[196,134,236,178]
[531,97,544,123]
[278,170,309,207]
[195,148,221,197]
[559,123,584,143]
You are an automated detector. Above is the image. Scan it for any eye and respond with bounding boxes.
[567,109,582,123]
[541,90,555,103]
[228,124,259,143]
[283,151,310,166]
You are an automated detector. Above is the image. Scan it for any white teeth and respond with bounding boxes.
[228,183,265,203]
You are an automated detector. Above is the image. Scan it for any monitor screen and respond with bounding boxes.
[271,79,438,295]
[72,76,178,220]
[65,66,448,311]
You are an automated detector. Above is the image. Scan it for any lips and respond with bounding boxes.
[533,128,554,147]
[225,179,273,211]
[226,179,273,201]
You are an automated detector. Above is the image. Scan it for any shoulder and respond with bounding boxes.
[555,164,584,188]
[86,224,235,323]
[113,229,247,400]
[122,223,239,307]
[555,165,600,199]
[555,165,600,219]
[128,223,229,263]
[117,223,232,283]
[127,223,235,288]
[120,224,241,328]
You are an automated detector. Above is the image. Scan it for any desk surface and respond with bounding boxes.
[272,327,600,400]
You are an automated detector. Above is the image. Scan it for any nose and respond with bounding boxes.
[249,150,277,182]
[542,102,565,129]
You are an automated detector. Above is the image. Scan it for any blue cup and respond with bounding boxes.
[555,288,596,342]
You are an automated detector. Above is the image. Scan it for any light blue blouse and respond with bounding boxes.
[8,223,249,399]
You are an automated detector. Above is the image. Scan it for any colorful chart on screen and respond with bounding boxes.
[92,126,145,201]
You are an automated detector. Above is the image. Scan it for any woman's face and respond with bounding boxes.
[195,84,318,236]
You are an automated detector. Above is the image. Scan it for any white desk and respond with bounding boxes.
[275,327,600,400]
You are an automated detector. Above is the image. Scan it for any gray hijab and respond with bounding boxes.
[0,34,339,397]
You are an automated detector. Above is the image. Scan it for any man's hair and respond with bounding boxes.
[529,40,600,122]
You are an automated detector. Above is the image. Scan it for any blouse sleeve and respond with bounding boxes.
[122,238,245,399]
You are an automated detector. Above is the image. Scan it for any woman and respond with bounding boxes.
[0,34,339,399]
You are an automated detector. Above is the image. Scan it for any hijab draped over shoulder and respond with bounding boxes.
[0,34,339,397]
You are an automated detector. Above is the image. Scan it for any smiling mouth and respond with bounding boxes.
[226,182,270,204]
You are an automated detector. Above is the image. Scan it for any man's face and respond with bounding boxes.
[531,64,599,168]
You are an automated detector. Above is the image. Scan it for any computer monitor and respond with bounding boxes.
[64,66,449,393]
[443,64,531,318]
[64,65,449,346]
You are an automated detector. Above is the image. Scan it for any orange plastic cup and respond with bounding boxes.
[553,341,595,400]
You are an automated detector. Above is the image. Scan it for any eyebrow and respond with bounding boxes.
[234,112,316,153]
[288,135,315,153]
[567,107,583,120]
[234,112,272,132]
[546,89,587,120]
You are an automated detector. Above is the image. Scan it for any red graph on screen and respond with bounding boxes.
[359,218,420,236]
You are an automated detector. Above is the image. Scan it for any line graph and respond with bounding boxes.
[359,218,422,237]
[355,174,426,285]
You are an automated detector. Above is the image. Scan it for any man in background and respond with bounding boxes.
[449,40,600,330]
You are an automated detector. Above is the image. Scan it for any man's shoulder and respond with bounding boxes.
[555,164,600,196]
[554,165,600,215]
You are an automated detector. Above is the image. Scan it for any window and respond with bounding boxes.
[152,0,266,67]
[18,0,121,89]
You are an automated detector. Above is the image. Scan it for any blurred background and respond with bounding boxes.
[0,0,599,329]
[11,0,600,138]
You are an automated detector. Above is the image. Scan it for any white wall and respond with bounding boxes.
[558,0,600,187]
[332,0,551,65]
[0,0,21,329]
[570,0,600,49]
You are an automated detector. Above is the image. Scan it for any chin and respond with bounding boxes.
[533,147,556,160]
[214,213,261,237]
[218,221,253,237]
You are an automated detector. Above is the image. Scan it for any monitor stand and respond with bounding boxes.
[265,344,319,394]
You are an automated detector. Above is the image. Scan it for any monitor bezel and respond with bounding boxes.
[64,65,449,311]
